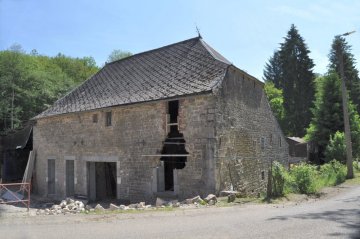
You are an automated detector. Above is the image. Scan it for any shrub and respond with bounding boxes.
[289,163,318,194]
[271,161,287,197]
[319,160,346,186]
[353,160,360,172]
[324,131,346,163]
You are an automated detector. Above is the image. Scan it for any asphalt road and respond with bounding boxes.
[0,185,359,239]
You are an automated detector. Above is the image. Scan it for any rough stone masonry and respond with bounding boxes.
[32,37,288,204]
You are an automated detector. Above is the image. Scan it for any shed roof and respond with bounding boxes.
[35,37,231,119]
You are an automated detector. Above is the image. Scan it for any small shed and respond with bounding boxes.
[0,125,33,182]
[286,137,308,165]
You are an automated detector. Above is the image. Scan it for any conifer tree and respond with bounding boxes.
[263,24,315,137]
[263,51,282,88]
[329,36,360,113]
[306,73,360,161]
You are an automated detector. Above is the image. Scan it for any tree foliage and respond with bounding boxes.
[324,131,346,163]
[329,36,360,113]
[263,51,282,88]
[306,73,360,161]
[263,24,315,137]
[107,49,132,63]
[264,82,285,128]
[0,46,99,134]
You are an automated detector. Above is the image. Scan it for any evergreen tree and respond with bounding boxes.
[329,36,360,113]
[279,24,315,137]
[263,51,282,88]
[306,73,360,162]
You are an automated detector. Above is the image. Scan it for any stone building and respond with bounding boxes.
[33,37,288,203]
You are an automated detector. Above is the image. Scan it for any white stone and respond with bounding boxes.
[204,194,217,203]
[109,203,119,211]
[95,204,105,211]
[156,198,167,207]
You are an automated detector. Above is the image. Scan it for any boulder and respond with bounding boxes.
[208,199,216,206]
[85,205,93,210]
[156,198,167,207]
[59,200,67,208]
[94,204,105,211]
[119,205,127,210]
[66,198,75,205]
[204,194,217,203]
[185,195,203,204]
[109,203,119,211]
[138,202,146,209]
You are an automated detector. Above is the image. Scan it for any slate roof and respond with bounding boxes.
[36,37,231,119]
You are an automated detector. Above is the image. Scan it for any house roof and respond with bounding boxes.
[35,37,231,119]
[286,137,306,144]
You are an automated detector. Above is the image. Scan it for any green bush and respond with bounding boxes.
[271,161,287,197]
[319,160,346,186]
[354,160,360,172]
[324,131,346,163]
[289,163,318,194]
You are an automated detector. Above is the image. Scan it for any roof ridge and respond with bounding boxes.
[106,36,201,66]
[198,39,232,65]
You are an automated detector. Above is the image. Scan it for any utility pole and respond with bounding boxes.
[336,31,356,179]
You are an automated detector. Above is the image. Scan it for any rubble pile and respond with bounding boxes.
[36,198,85,215]
[36,194,218,216]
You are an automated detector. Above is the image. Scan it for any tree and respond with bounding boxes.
[263,24,315,137]
[107,49,132,63]
[329,36,360,113]
[264,82,285,128]
[279,24,315,137]
[306,73,360,162]
[263,51,282,88]
[0,46,100,134]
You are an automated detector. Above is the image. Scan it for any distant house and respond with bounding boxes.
[32,37,288,203]
[286,137,308,165]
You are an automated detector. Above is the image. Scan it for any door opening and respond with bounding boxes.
[66,160,75,196]
[88,162,116,201]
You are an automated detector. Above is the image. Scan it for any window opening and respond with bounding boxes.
[93,114,98,123]
[48,159,55,195]
[261,137,265,150]
[105,112,112,126]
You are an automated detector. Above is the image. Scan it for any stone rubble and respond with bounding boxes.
[36,194,218,216]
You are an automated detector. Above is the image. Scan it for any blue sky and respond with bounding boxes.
[1,0,360,80]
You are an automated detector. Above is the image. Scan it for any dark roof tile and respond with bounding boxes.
[36,37,230,118]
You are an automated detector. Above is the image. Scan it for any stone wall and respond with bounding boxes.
[33,94,215,202]
[214,66,289,196]
[33,66,289,202]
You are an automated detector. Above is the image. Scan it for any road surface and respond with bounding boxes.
[0,185,359,239]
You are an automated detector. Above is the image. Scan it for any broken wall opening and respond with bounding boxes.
[160,100,188,191]
[88,162,116,201]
